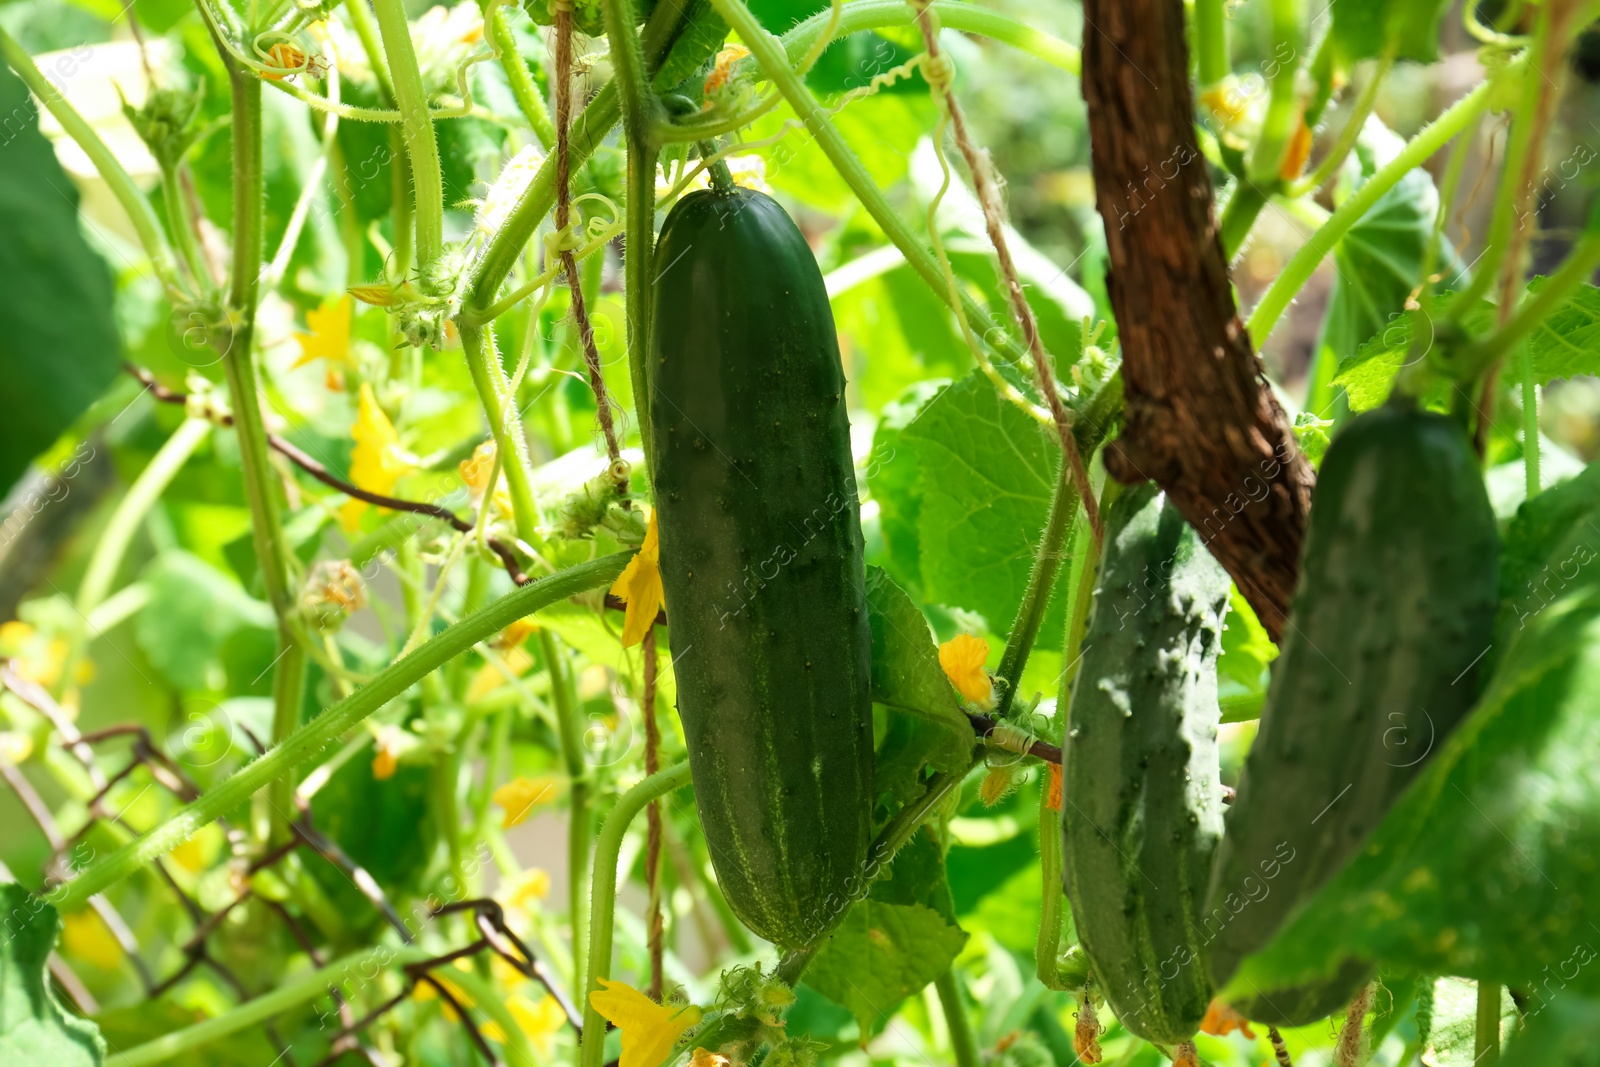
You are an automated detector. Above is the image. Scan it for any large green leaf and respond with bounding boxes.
[803,900,968,1035]
[1332,282,1600,412]
[1310,124,1456,415]
[865,566,970,732]
[865,381,945,596]
[899,373,1063,641]
[135,550,274,691]
[1497,460,1600,641]
[1330,0,1451,63]
[0,884,106,1065]
[0,60,120,497]
[1227,536,1600,999]
[1501,994,1600,1066]
[866,566,976,804]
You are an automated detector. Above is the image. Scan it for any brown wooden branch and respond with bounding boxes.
[1080,0,1314,641]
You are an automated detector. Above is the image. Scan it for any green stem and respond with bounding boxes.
[781,1,1079,76]
[160,164,211,290]
[373,0,444,266]
[105,944,432,1067]
[1476,981,1502,1066]
[461,323,542,542]
[1247,54,1525,348]
[50,554,630,913]
[708,0,1034,370]
[344,0,397,102]
[1219,183,1268,260]
[1247,0,1303,186]
[1061,480,1117,702]
[1194,0,1228,87]
[1036,783,1065,988]
[1458,231,1600,381]
[603,0,662,471]
[1523,344,1541,497]
[221,70,307,848]
[467,0,1075,316]
[0,29,183,296]
[579,762,694,1067]
[935,969,981,1067]
[995,466,1076,717]
[542,628,591,997]
[601,0,656,150]
[486,2,557,148]
[1289,51,1397,196]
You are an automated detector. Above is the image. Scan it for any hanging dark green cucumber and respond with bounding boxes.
[1205,399,1499,1023]
[648,185,873,949]
[1062,483,1232,1045]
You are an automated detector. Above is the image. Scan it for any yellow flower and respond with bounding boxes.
[466,645,534,704]
[370,723,416,780]
[497,867,552,913]
[61,910,122,971]
[293,295,353,369]
[493,774,564,828]
[690,1049,730,1067]
[484,993,568,1051]
[1279,114,1314,180]
[1199,998,1256,1039]
[939,633,993,707]
[609,512,662,648]
[589,978,703,1067]
[339,383,414,528]
[458,441,514,518]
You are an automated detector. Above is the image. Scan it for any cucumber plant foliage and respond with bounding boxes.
[4,0,1600,1063]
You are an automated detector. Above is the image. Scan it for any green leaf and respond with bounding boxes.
[1333,282,1600,412]
[136,550,274,690]
[870,826,958,924]
[1497,461,1600,640]
[0,60,120,498]
[1311,126,1456,414]
[306,752,436,913]
[900,374,1062,641]
[1227,555,1600,1000]
[866,565,976,804]
[1330,0,1451,63]
[865,567,970,732]
[0,884,106,1065]
[1501,994,1600,1066]
[1217,586,1277,723]
[865,381,945,596]
[803,900,969,1035]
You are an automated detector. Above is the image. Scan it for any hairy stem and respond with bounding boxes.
[542,627,592,1002]
[936,969,981,1067]
[105,944,434,1067]
[373,0,444,265]
[579,762,694,1067]
[994,467,1076,717]
[1248,54,1524,347]
[460,323,542,542]
[486,1,556,147]
[50,555,629,913]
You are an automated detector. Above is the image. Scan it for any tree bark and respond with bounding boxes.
[1080,0,1314,641]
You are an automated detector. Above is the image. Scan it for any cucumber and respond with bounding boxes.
[1204,401,1498,1021]
[648,186,873,949]
[1062,483,1232,1044]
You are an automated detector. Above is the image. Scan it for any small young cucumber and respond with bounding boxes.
[1062,483,1232,1044]
[1204,401,1499,1023]
[649,186,873,949]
